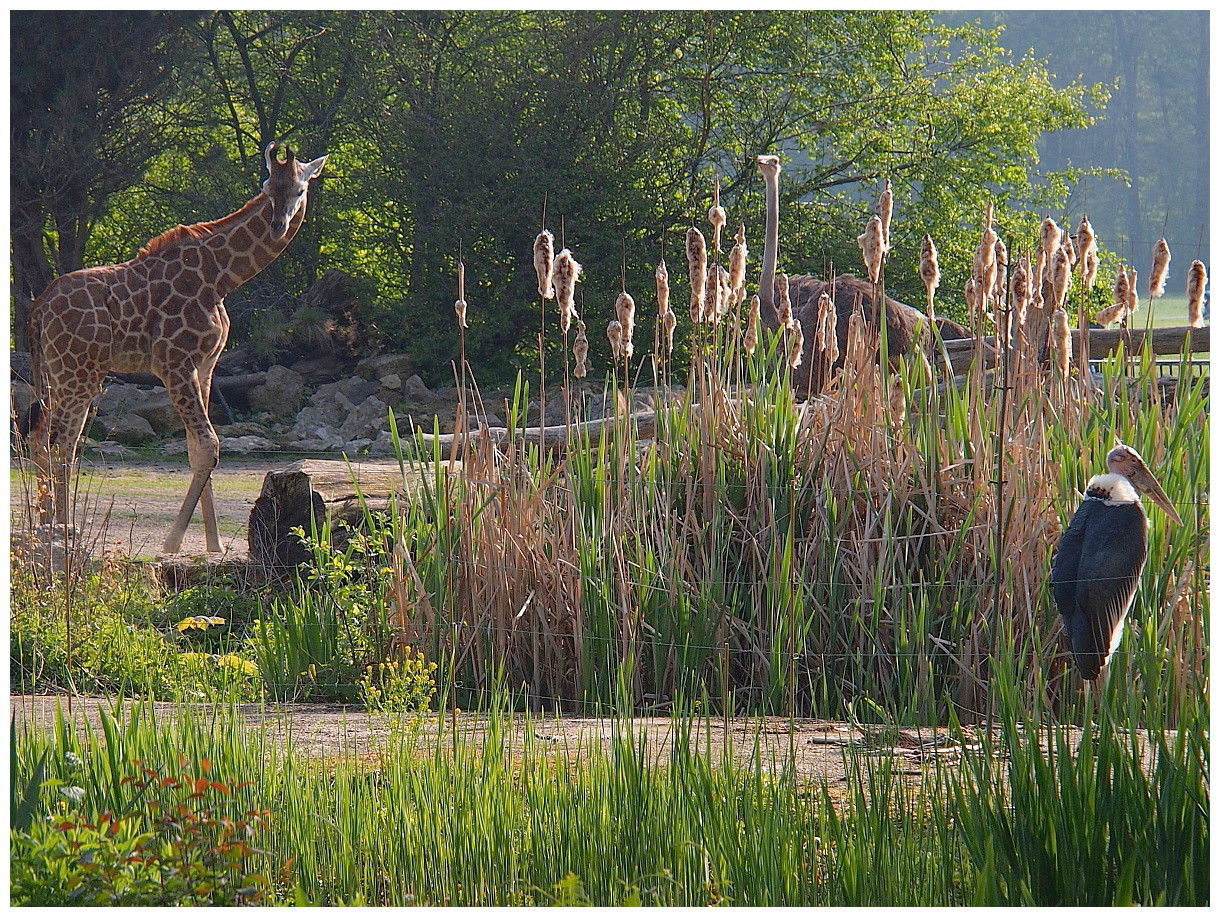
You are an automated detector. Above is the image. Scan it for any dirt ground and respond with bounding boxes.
[9,693,990,786]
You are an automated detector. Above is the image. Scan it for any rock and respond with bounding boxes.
[379,373,402,391]
[216,421,273,439]
[337,394,392,442]
[402,374,431,400]
[130,392,183,434]
[95,382,149,416]
[219,435,279,455]
[10,380,37,419]
[94,412,157,445]
[355,353,414,383]
[247,365,306,420]
[159,438,190,457]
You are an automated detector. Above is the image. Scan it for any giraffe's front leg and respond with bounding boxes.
[160,374,221,555]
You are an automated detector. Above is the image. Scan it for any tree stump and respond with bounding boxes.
[247,459,459,568]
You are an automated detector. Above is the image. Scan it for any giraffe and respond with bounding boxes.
[27,142,327,554]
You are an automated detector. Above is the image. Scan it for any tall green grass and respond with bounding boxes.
[10,685,1208,906]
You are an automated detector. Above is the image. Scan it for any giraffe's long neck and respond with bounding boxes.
[759,168,781,332]
[208,196,305,297]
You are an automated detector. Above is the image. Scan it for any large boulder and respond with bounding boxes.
[355,353,414,383]
[93,412,157,445]
[247,365,307,420]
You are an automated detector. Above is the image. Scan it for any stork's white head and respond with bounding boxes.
[1105,443,1182,524]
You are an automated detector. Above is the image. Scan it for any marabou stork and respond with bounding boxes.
[1051,443,1182,681]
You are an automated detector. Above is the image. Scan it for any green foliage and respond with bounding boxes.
[10,758,280,906]
[359,653,437,719]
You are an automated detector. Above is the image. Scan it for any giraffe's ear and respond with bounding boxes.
[300,155,328,182]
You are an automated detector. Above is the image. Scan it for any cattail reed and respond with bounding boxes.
[728,225,747,306]
[661,309,678,355]
[1061,228,1077,267]
[554,249,582,334]
[744,294,761,354]
[717,265,732,320]
[858,215,887,283]
[454,259,469,328]
[1010,255,1031,329]
[1112,266,1130,323]
[655,257,673,358]
[776,272,794,329]
[1149,237,1171,299]
[1033,248,1047,309]
[1125,267,1139,315]
[815,291,839,364]
[1076,216,1098,289]
[615,291,636,360]
[1093,301,1126,327]
[572,319,590,378]
[1186,260,1207,328]
[788,319,804,370]
[703,265,722,324]
[993,236,1009,304]
[974,227,997,311]
[533,230,555,300]
[1050,306,1071,376]
[708,180,727,253]
[655,257,671,318]
[1039,217,1061,259]
[607,319,624,362]
[686,227,707,323]
[878,178,893,248]
[1051,246,1072,308]
[919,233,940,320]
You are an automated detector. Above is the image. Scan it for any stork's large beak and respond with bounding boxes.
[1127,457,1183,524]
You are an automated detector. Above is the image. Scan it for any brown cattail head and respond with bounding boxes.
[815,291,839,363]
[858,215,888,283]
[1093,301,1126,327]
[717,265,733,320]
[1033,248,1048,309]
[1039,217,1061,258]
[1186,260,1208,328]
[1061,228,1077,267]
[1076,216,1098,288]
[1050,306,1071,376]
[661,308,678,354]
[728,225,748,306]
[655,257,671,317]
[1149,237,1171,299]
[533,230,555,299]
[1010,255,1031,327]
[878,178,894,247]
[1111,264,1130,321]
[788,319,804,370]
[708,179,727,253]
[919,234,940,294]
[607,319,624,361]
[974,230,997,308]
[1125,266,1139,315]
[615,291,636,359]
[776,272,794,329]
[455,259,469,328]
[454,298,468,329]
[744,294,761,354]
[1051,245,1072,308]
[993,236,1009,303]
[554,249,583,334]
[686,226,707,323]
[573,319,590,378]
[847,306,868,362]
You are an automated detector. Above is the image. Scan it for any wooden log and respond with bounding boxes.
[413,411,660,455]
[247,459,459,568]
[1073,324,1208,358]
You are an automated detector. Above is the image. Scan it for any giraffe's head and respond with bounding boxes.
[263,142,328,241]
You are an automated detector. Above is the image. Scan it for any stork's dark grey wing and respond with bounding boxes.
[1055,500,1147,679]
[1051,502,1089,628]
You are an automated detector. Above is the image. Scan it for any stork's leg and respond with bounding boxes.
[161,373,220,555]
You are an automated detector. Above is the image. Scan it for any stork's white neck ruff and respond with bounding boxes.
[1084,473,1140,505]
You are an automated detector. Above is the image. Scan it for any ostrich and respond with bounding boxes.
[755,155,969,389]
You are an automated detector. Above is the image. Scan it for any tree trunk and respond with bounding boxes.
[247,459,460,568]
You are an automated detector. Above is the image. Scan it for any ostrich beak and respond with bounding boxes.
[1127,457,1183,525]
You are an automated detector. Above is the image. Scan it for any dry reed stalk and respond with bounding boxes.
[878,178,893,247]
[554,249,583,334]
[686,227,707,323]
[1186,260,1207,328]
[534,230,555,300]
[728,225,748,306]
[744,294,761,354]
[776,272,794,329]
[1149,237,1171,300]
[1049,306,1071,377]
[615,291,636,360]
[857,215,888,284]
[708,179,727,254]
[919,233,940,321]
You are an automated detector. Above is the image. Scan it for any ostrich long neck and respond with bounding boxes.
[759,165,781,331]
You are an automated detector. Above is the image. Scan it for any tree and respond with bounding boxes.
[9,11,200,347]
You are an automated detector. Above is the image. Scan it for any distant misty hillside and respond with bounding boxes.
[943,10,1209,293]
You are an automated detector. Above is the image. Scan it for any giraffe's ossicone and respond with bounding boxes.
[26,143,327,554]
